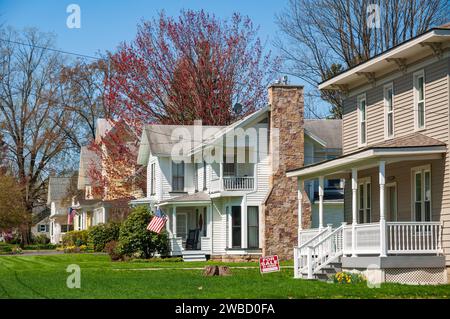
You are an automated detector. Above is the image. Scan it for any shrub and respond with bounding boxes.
[62,230,89,247]
[33,234,50,245]
[118,206,169,259]
[88,222,121,252]
[105,240,123,261]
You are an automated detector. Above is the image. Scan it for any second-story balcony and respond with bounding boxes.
[210,176,255,193]
[223,176,255,191]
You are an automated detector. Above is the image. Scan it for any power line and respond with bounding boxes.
[0,38,101,60]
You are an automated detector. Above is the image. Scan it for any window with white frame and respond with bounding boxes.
[357,94,367,146]
[412,165,431,221]
[38,224,48,232]
[413,70,425,130]
[150,162,156,195]
[358,177,371,223]
[171,161,185,192]
[384,83,394,139]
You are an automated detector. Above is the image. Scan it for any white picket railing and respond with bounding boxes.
[387,222,441,254]
[223,176,254,191]
[295,221,442,279]
[306,224,345,278]
[294,227,331,278]
[342,223,380,255]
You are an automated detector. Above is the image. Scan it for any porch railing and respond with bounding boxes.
[343,222,380,255]
[223,176,254,191]
[387,222,441,254]
[295,221,442,279]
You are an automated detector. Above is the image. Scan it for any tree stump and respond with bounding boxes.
[203,265,232,276]
[218,266,231,276]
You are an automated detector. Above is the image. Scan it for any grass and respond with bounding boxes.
[0,254,450,299]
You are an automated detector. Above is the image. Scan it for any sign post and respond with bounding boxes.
[259,255,280,274]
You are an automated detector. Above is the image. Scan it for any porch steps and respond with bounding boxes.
[182,251,207,262]
[300,261,342,281]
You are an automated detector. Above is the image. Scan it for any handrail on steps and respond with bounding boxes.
[306,223,346,279]
[294,226,331,278]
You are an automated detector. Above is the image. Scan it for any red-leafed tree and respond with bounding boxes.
[87,10,276,199]
[106,9,275,128]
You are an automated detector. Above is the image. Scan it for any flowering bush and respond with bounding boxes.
[333,271,366,284]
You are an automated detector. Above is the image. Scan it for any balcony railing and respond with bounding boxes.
[210,176,255,192]
[222,176,254,191]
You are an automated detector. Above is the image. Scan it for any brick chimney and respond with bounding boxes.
[263,84,311,259]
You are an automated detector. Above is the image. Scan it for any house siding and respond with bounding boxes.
[211,198,227,254]
[342,56,450,267]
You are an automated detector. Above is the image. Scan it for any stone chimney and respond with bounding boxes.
[263,84,311,259]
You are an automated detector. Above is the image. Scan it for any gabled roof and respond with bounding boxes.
[137,125,226,163]
[319,27,450,90]
[77,146,100,190]
[47,177,73,204]
[137,106,269,164]
[304,119,342,149]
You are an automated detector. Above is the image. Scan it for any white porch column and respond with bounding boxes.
[220,163,224,191]
[351,168,358,257]
[379,161,387,257]
[172,206,177,238]
[241,195,248,249]
[207,205,212,238]
[318,176,324,229]
[297,178,303,246]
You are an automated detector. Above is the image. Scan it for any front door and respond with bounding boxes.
[231,206,242,248]
[386,183,397,221]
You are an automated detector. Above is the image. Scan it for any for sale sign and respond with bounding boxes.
[259,255,280,273]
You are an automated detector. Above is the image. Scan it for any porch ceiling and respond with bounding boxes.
[287,144,446,180]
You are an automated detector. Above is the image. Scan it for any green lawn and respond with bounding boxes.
[0,254,450,299]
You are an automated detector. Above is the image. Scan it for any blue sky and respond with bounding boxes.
[0,0,329,116]
[0,0,286,58]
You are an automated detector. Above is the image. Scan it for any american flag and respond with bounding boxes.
[68,208,76,225]
[146,208,168,234]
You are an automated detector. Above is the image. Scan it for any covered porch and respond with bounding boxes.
[287,134,447,280]
[159,193,212,257]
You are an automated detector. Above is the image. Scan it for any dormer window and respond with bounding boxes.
[414,70,425,130]
[357,94,367,146]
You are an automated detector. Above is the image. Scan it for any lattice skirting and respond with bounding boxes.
[384,268,447,285]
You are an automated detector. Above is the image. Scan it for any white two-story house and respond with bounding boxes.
[137,85,343,261]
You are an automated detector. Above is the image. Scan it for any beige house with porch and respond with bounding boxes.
[288,25,450,284]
